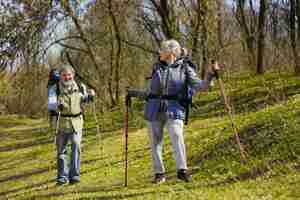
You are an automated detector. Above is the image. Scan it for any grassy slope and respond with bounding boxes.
[1,71,300,200]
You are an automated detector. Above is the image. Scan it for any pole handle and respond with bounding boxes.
[125,95,132,107]
[211,59,219,80]
[214,70,219,80]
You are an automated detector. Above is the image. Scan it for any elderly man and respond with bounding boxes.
[52,65,95,185]
[128,39,219,184]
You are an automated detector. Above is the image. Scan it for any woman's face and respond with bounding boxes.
[159,51,172,62]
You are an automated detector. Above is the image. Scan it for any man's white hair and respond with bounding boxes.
[160,39,181,57]
[59,64,75,75]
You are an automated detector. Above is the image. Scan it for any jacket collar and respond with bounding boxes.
[59,80,79,95]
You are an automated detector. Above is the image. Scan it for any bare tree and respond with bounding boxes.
[235,0,257,68]
[290,0,300,74]
[256,0,268,74]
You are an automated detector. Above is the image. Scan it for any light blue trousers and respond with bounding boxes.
[148,118,187,174]
[56,129,82,182]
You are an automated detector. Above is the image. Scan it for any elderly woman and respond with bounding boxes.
[128,39,219,184]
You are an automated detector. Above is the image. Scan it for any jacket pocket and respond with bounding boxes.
[144,99,160,121]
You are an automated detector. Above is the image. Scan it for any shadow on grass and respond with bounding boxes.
[0,157,36,172]
[0,138,52,153]
[76,190,157,200]
[0,179,53,197]
[22,180,169,200]
[0,168,52,184]
[188,159,284,191]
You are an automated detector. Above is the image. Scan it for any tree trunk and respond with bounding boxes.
[290,0,300,74]
[148,0,181,40]
[199,2,208,79]
[108,0,121,104]
[296,0,300,42]
[217,0,224,49]
[256,0,267,74]
[108,27,116,107]
[236,0,256,68]
[190,0,202,72]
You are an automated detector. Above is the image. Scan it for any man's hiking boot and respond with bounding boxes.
[177,169,191,182]
[69,179,80,185]
[153,173,166,184]
[56,178,68,186]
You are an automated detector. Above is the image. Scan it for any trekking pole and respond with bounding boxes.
[92,100,102,156]
[49,111,60,171]
[91,95,111,178]
[213,65,247,163]
[54,111,61,146]
[124,95,131,187]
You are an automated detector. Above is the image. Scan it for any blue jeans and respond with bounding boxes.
[56,129,82,182]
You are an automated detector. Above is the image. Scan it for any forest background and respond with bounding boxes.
[1,0,299,117]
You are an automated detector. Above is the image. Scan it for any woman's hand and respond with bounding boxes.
[88,89,96,96]
[207,60,220,74]
[212,61,220,72]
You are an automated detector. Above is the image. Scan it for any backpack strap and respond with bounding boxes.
[74,80,87,119]
[183,57,197,71]
[176,61,193,125]
[70,77,86,95]
[55,83,60,96]
[183,63,190,125]
[76,80,85,94]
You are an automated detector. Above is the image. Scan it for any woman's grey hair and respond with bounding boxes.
[59,64,75,75]
[160,39,181,57]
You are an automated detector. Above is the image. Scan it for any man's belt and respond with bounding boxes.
[61,112,82,118]
[147,94,178,100]
[49,111,59,116]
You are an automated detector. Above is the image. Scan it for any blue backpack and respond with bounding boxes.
[47,69,60,112]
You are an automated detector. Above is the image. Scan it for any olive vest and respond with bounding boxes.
[58,82,83,133]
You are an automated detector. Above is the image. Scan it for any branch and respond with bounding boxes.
[61,1,100,74]
[39,35,89,61]
[57,42,89,54]
[65,51,96,90]
[120,37,158,55]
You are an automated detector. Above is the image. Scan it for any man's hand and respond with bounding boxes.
[58,104,64,111]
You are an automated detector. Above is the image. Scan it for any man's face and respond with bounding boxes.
[60,70,74,82]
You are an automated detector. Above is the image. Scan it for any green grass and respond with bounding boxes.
[1,71,300,199]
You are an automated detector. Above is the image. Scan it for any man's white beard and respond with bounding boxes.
[62,79,74,88]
